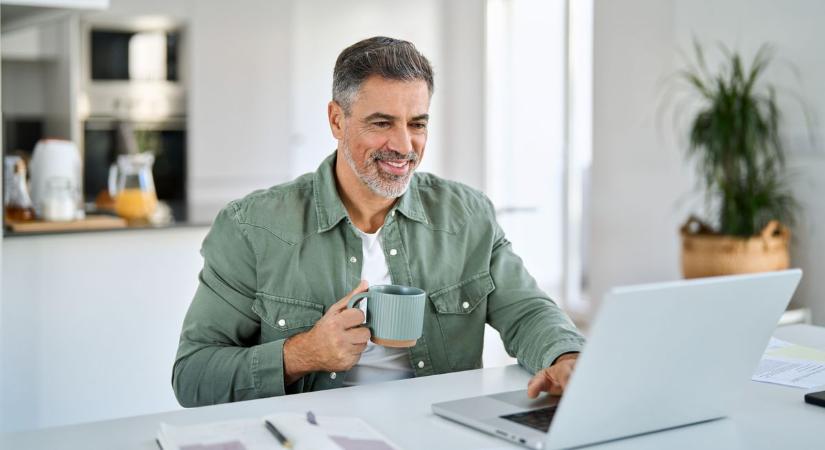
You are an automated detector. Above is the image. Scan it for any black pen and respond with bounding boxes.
[264,419,293,449]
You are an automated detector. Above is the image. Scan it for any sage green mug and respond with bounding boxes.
[347,285,427,348]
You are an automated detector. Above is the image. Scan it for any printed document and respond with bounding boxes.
[752,337,825,389]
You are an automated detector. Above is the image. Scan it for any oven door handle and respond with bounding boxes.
[108,163,118,199]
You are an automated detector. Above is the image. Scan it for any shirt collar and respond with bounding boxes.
[313,151,428,233]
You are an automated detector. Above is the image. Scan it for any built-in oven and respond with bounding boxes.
[80,19,188,209]
[83,118,186,205]
[89,28,181,82]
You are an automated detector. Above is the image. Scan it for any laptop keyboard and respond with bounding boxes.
[500,406,558,432]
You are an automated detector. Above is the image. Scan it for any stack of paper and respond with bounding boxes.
[751,337,825,389]
[157,413,401,450]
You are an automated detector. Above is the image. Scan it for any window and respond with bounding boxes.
[486,0,593,316]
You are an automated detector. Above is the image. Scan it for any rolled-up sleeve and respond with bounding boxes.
[172,203,289,406]
[483,198,585,373]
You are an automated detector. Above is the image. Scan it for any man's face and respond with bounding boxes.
[333,75,430,198]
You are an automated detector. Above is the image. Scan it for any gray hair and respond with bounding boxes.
[332,36,434,115]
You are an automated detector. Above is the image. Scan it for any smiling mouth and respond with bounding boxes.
[376,159,412,176]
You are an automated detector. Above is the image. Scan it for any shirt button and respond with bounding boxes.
[349,256,357,263]
[417,361,425,369]
[389,249,398,256]
[277,319,286,327]
[391,211,396,217]
[462,301,470,310]
[330,372,337,380]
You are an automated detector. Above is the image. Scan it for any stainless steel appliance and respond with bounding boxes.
[80,19,187,207]
[83,117,185,205]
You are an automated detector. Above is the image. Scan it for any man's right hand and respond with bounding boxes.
[283,281,371,384]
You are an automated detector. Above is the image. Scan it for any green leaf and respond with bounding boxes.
[668,41,800,237]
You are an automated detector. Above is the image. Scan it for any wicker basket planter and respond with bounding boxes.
[680,216,790,279]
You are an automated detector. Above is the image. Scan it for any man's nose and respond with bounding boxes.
[387,126,414,155]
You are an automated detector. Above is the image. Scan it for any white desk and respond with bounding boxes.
[2,324,824,450]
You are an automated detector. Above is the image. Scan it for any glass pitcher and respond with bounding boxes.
[108,153,158,222]
[4,156,35,222]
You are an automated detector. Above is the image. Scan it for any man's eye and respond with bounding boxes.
[373,121,391,128]
[411,123,427,130]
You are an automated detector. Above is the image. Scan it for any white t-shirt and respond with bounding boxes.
[343,226,415,386]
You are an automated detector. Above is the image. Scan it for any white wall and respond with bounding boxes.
[590,0,825,322]
[0,228,207,432]
[439,0,485,190]
[186,0,294,206]
[589,0,689,310]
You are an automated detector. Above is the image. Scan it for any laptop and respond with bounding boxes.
[432,269,802,449]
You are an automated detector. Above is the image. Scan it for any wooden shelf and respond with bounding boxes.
[6,214,127,233]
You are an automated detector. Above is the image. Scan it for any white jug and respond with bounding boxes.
[29,139,82,220]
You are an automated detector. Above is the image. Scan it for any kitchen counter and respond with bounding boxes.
[2,201,221,237]
[1,223,208,431]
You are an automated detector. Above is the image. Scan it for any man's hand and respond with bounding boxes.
[283,281,371,384]
[526,353,578,398]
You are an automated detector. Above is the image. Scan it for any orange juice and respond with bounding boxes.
[115,188,158,221]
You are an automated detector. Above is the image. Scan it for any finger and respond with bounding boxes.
[547,368,565,395]
[330,280,369,312]
[527,369,559,398]
[339,308,367,328]
[345,326,371,345]
[557,366,573,391]
[527,374,547,399]
[351,341,368,354]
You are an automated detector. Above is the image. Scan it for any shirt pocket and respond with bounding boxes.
[428,272,495,370]
[252,293,324,342]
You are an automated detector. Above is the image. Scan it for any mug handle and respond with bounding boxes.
[347,292,371,325]
[347,292,371,309]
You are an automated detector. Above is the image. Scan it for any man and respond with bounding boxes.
[172,36,584,407]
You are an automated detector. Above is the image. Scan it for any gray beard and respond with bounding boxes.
[342,142,415,199]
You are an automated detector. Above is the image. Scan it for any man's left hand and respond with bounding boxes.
[526,353,579,398]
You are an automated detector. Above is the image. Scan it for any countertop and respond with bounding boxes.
[3,201,221,237]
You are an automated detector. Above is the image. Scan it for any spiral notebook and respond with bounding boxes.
[156,412,402,450]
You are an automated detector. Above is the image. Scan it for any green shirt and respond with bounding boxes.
[172,152,585,407]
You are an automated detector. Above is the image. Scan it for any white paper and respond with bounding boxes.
[264,414,399,450]
[158,413,401,450]
[158,419,276,449]
[752,338,825,389]
[765,337,792,352]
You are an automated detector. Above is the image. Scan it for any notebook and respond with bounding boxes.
[156,412,402,450]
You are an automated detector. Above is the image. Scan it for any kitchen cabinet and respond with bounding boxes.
[0,0,108,10]
[1,14,81,147]
[0,1,108,33]
[0,226,208,432]
[1,23,58,61]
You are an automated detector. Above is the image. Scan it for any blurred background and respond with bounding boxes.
[0,0,822,433]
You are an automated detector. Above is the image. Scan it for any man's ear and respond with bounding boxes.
[328,101,345,140]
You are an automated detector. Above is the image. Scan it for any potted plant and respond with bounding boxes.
[674,43,798,278]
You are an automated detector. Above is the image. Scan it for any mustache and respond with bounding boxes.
[371,150,418,162]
